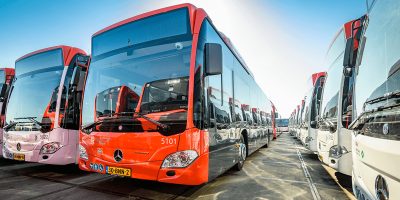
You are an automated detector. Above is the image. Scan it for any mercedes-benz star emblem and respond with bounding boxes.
[114,149,123,162]
[17,143,21,151]
[375,175,389,200]
[383,123,389,135]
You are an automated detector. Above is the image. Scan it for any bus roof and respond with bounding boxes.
[92,3,255,79]
[16,45,86,66]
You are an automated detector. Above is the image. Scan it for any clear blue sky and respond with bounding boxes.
[0,0,366,117]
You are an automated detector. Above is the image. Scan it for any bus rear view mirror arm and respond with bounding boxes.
[205,43,223,76]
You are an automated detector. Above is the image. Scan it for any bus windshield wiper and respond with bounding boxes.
[114,112,170,130]
[4,122,19,129]
[350,91,400,131]
[348,110,373,131]
[14,117,47,129]
[365,90,400,105]
[82,112,169,130]
[348,101,400,130]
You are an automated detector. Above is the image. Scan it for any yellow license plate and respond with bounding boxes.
[318,155,323,162]
[14,154,25,161]
[106,166,131,177]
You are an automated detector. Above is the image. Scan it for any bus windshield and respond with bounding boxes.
[6,49,64,131]
[81,36,192,129]
[355,0,400,116]
[0,70,5,83]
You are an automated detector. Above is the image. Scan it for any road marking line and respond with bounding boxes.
[262,161,300,165]
[291,137,321,200]
[258,176,309,184]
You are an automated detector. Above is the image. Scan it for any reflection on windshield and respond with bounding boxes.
[140,77,189,114]
[81,36,192,131]
[355,0,400,117]
[95,85,139,120]
[5,67,64,131]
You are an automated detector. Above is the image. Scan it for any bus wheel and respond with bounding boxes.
[235,134,247,170]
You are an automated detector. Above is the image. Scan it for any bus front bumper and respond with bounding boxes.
[79,153,209,185]
[2,144,77,165]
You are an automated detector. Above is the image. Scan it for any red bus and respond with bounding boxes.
[2,46,89,164]
[79,3,274,185]
[0,68,15,157]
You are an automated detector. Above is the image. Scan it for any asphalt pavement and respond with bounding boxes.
[0,132,355,200]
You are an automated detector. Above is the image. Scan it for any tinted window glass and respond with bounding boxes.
[15,49,63,77]
[92,8,190,57]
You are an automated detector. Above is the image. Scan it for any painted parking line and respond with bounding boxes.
[291,137,321,200]
[258,176,309,184]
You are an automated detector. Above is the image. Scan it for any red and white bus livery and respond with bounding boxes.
[79,4,274,185]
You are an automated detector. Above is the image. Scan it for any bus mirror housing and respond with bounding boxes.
[343,38,355,68]
[205,43,223,76]
[344,67,353,77]
[71,66,82,86]
[310,121,317,128]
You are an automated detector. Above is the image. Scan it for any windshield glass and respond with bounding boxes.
[0,70,5,83]
[15,49,63,77]
[355,0,400,117]
[92,8,190,57]
[6,67,64,131]
[302,88,314,127]
[320,30,345,126]
[81,36,192,131]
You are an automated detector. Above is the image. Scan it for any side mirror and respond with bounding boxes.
[0,97,4,102]
[205,43,223,76]
[71,67,82,86]
[344,67,353,77]
[343,37,355,68]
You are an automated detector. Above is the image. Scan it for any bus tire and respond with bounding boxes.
[234,134,247,171]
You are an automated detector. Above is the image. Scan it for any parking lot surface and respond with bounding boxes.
[0,132,354,200]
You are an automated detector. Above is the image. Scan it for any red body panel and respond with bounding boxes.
[80,3,264,185]
[311,72,326,87]
[0,68,15,127]
[326,19,361,58]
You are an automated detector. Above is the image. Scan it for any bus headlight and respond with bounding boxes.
[79,144,88,160]
[40,142,62,154]
[162,150,198,168]
[329,145,348,159]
